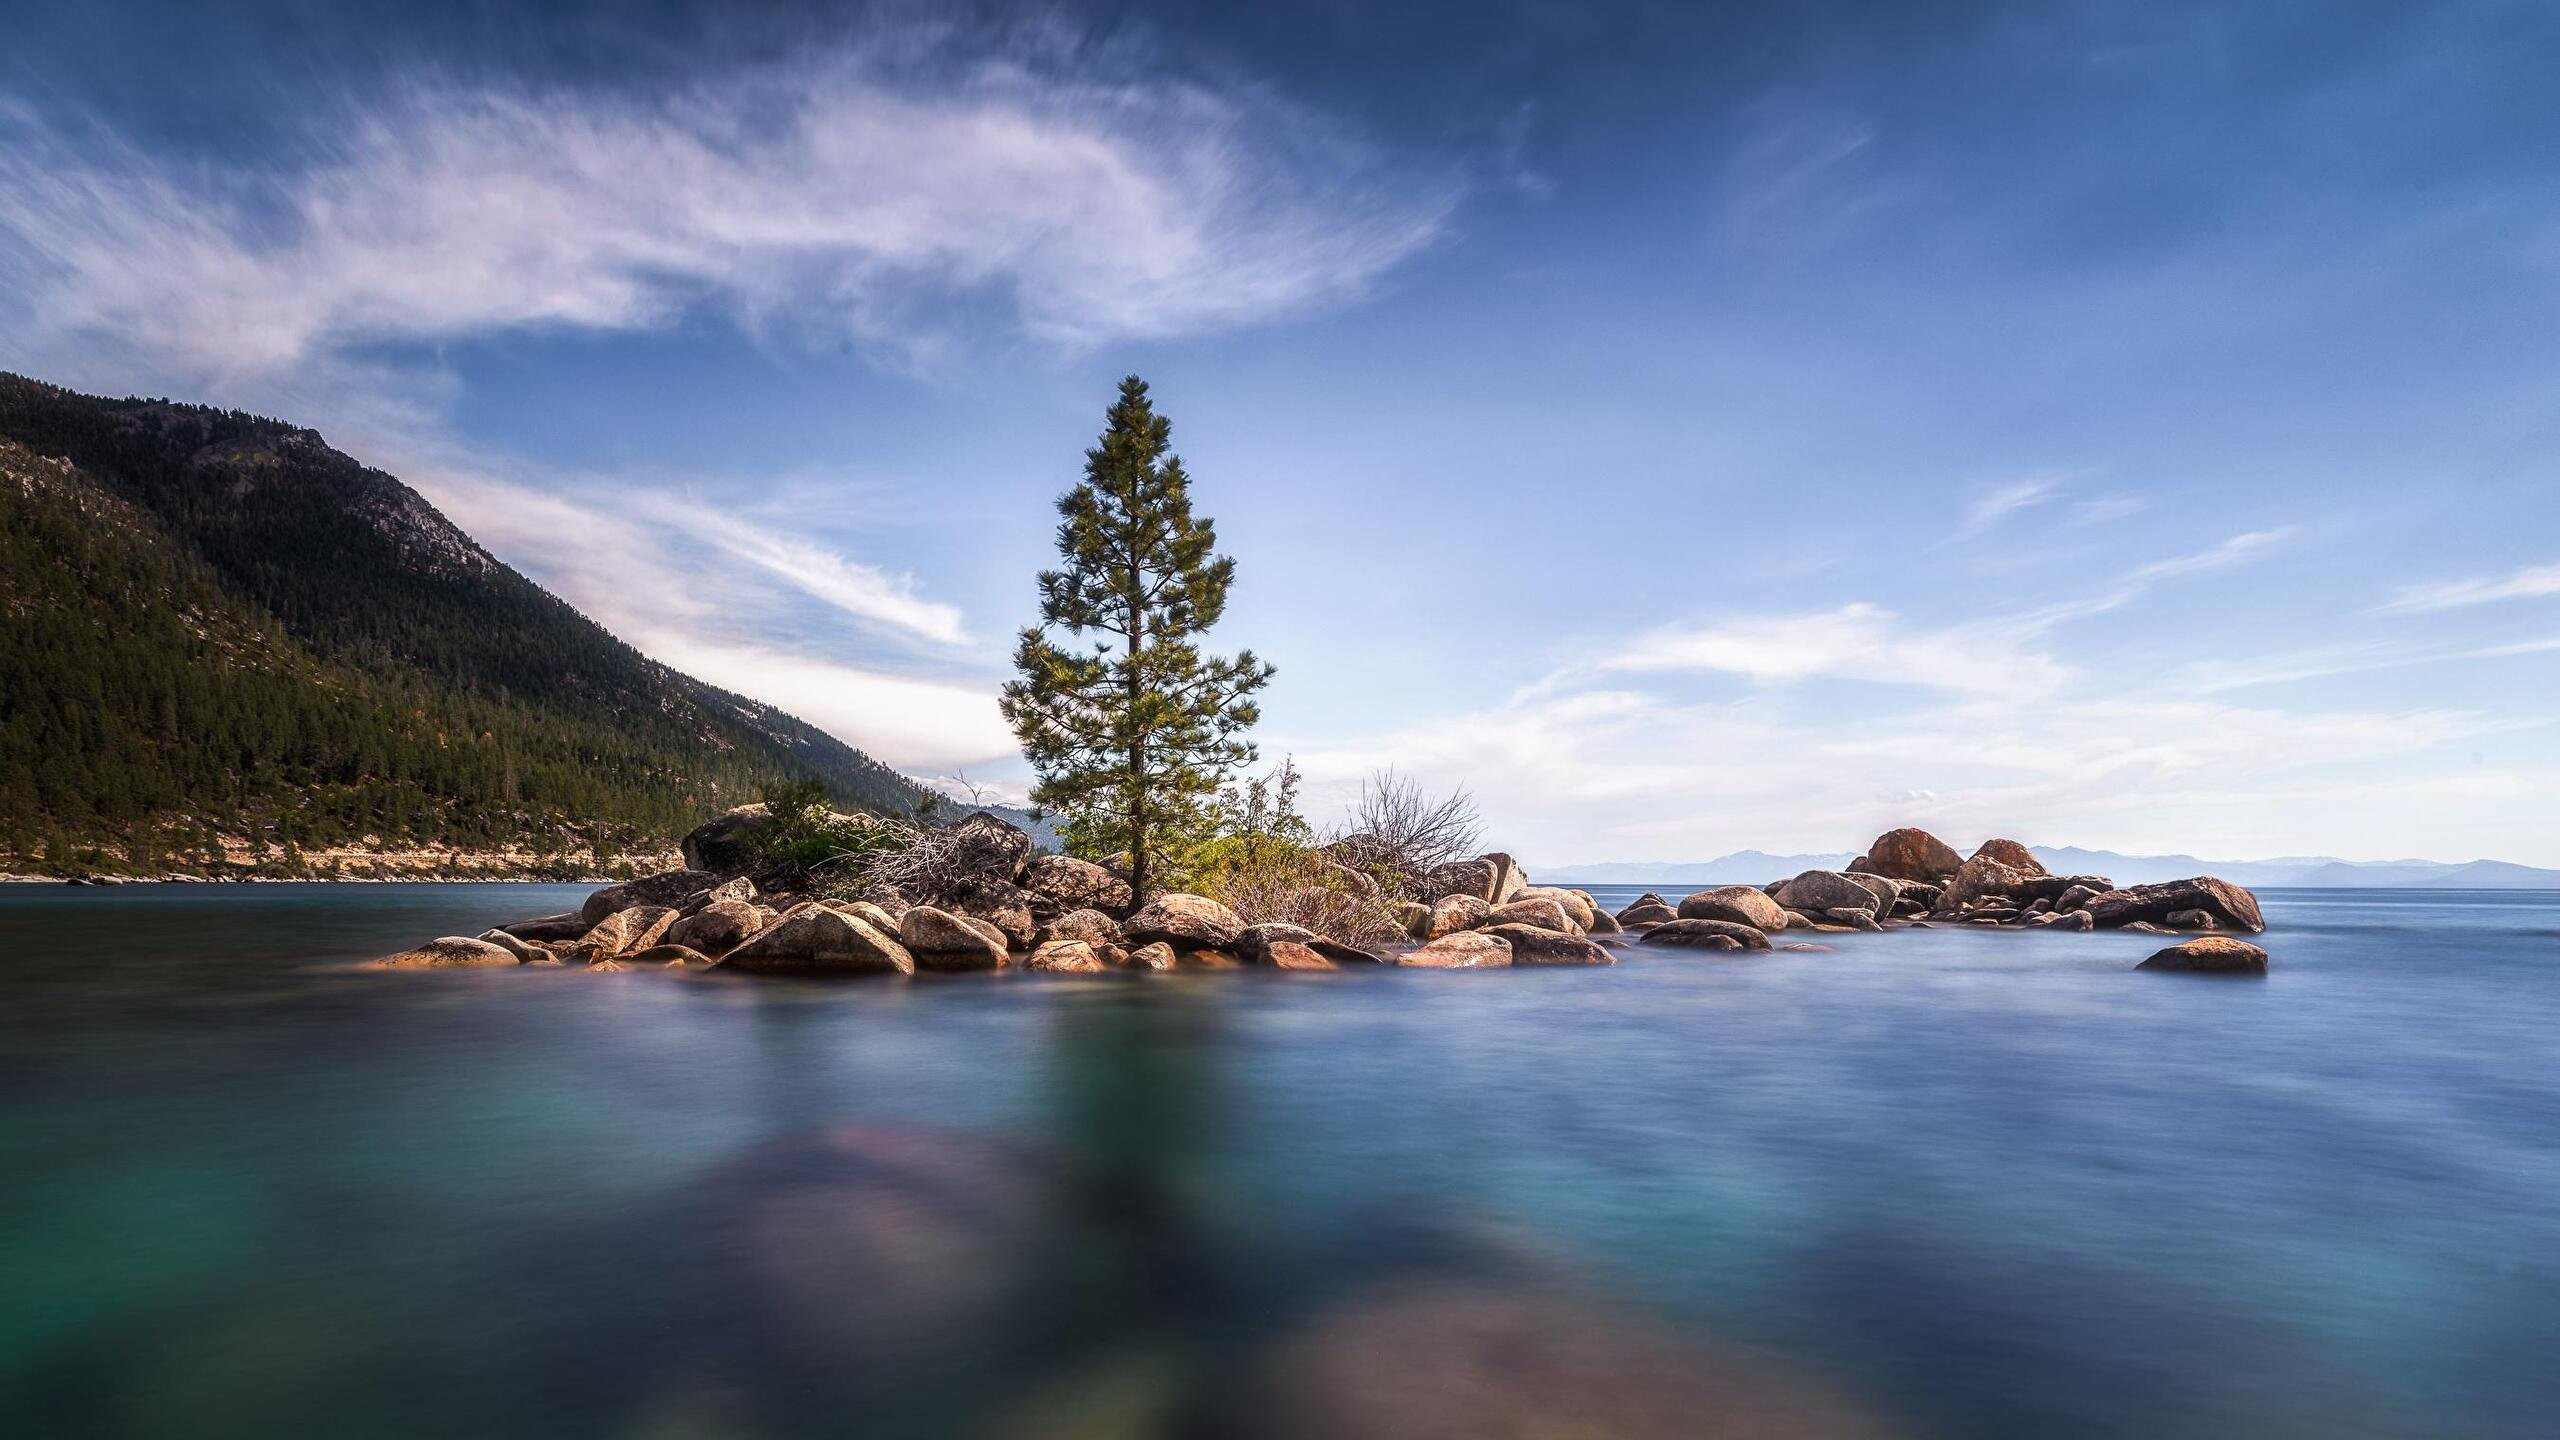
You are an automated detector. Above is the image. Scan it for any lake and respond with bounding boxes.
[2,883,2554,1437]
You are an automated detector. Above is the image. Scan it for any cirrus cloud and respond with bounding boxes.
[0,41,1456,386]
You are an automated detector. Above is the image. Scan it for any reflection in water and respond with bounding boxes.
[3,884,2557,1437]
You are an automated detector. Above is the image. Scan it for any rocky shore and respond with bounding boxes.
[370,811,2269,978]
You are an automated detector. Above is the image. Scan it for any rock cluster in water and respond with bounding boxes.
[368,815,2267,976]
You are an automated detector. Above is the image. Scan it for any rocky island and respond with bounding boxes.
[372,814,2270,978]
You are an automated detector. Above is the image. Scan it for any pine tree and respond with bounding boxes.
[1002,376,1273,899]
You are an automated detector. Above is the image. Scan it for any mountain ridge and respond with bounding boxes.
[0,371,1032,876]
[1535,846,2560,889]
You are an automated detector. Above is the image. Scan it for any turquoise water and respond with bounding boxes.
[2,883,2555,1437]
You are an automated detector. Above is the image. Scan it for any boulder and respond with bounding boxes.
[810,899,891,936]
[1122,941,1181,971]
[475,928,551,963]
[1823,908,1883,932]
[1516,886,1596,929]
[1841,872,1899,915]
[2055,883,2099,913]
[1026,939,1112,973]
[1262,940,1345,971]
[1969,838,2047,875]
[1860,827,1964,883]
[1178,947,1249,970]
[1123,892,1246,949]
[1041,908,1125,948]
[1676,886,1787,933]
[580,868,720,924]
[680,803,775,876]
[666,899,761,955]
[1426,894,1493,940]
[1483,853,1528,904]
[501,912,590,942]
[898,906,1010,972]
[1396,932,1513,968]
[1615,900,1679,927]
[2137,936,2269,973]
[1939,855,2040,911]
[1237,922,1319,963]
[2050,909,2094,931]
[1585,908,1623,935]
[1772,870,1879,919]
[1638,919,1774,951]
[1480,923,1613,966]
[1392,900,1433,940]
[2164,908,2218,931]
[1484,896,1578,933]
[568,904,675,961]
[679,875,756,915]
[1023,853,1135,916]
[1422,858,1499,904]
[925,876,1036,948]
[719,908,914,976]
[367,936,521,968]
[625,943,716,969]
[2086,877,2265,933]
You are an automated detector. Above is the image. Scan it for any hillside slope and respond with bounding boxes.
[0,373,1000,876]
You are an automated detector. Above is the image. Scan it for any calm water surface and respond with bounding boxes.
[2,883,2555,1437]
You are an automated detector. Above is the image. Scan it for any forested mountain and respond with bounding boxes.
[0,373,988,876]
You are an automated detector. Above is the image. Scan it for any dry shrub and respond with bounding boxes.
[1328,768,1483,901]
[1199,845,1405,949]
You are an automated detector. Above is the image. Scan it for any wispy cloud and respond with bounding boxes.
[2377,560,2560,614]
[0,42,1455,386]
[628,499,968,649]
[1950,473,2068,541]
[397,447,1015,772]
[2123,525,2298,582]
[1599,603,2076,699]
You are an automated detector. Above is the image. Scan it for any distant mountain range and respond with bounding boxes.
[1537,848,2560,889]
[0,372,1037,876]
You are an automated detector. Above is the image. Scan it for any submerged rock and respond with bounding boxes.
[1218,1280,1897,1440]
[2137,936,2269,973]
[368,936,520,968]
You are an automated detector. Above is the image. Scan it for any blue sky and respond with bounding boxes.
[5,0,2559,864]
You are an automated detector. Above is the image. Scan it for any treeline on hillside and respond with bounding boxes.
[0,375,953,876]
